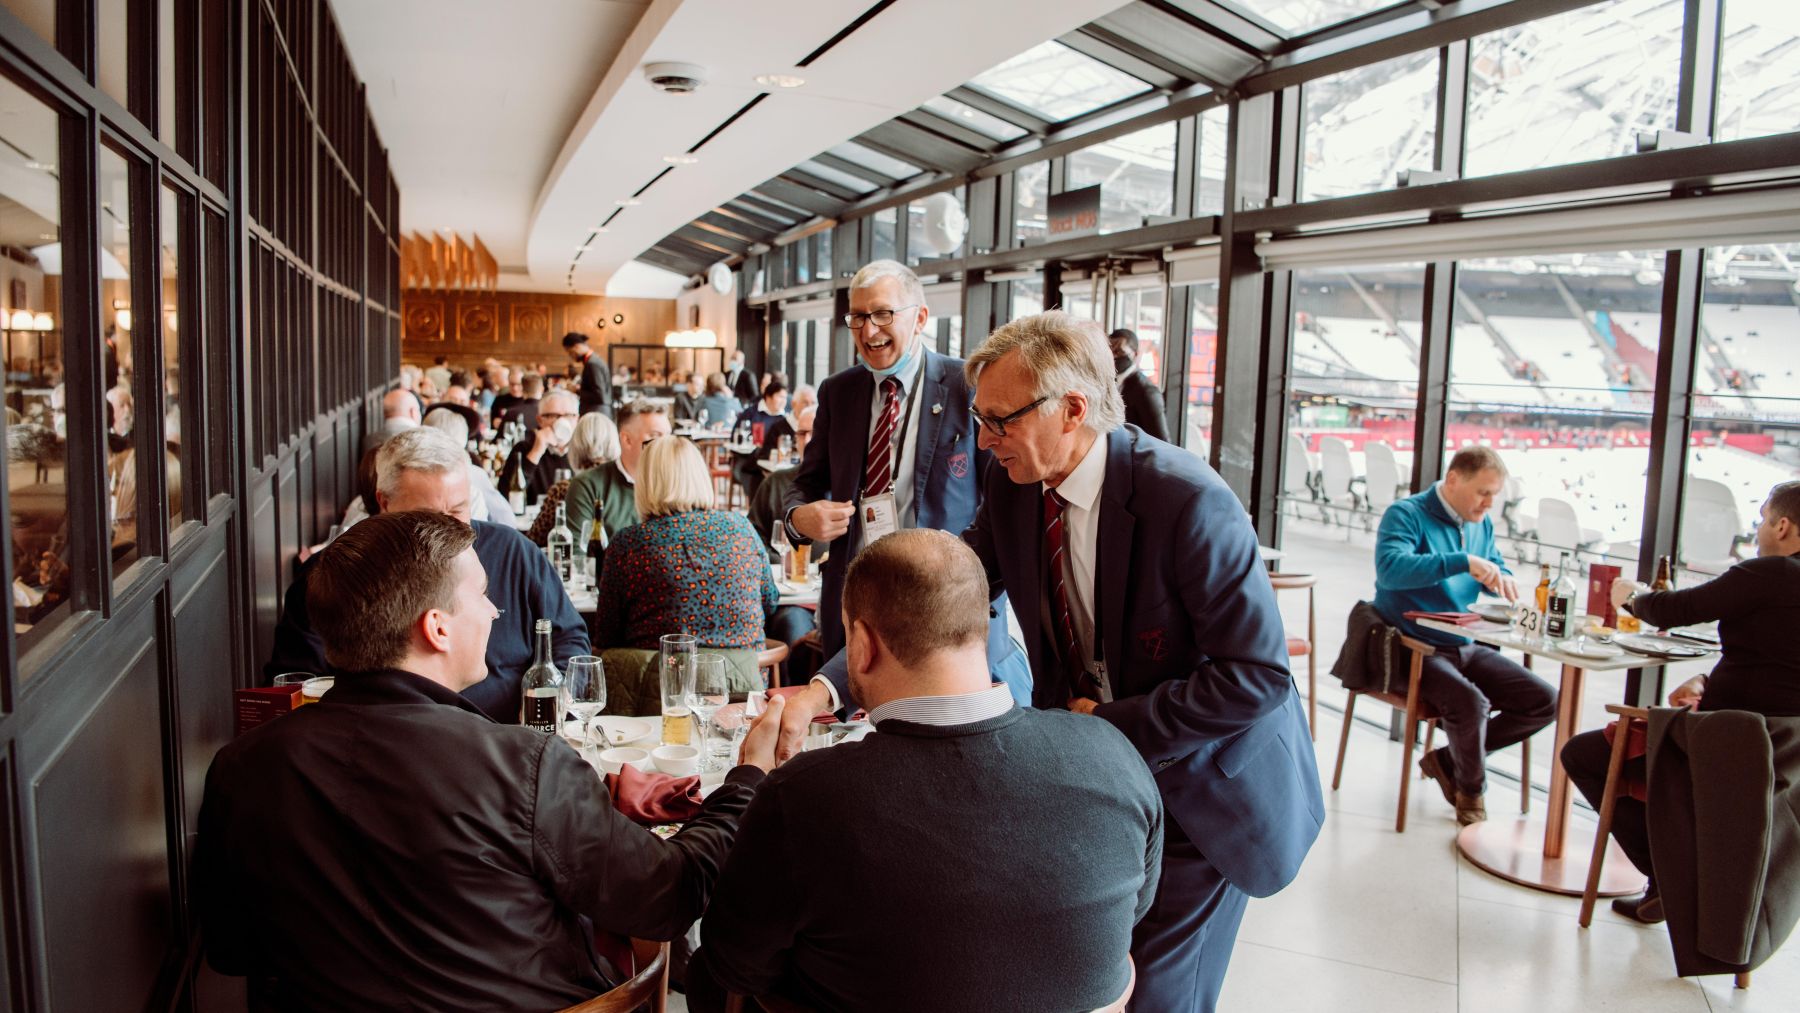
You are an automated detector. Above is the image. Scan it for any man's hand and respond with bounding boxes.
[737,695,787,772]
[527,420,552,461]
[1067,697,1099,716]
[1668,674,1707,709]
[1493,574,1521,603]
[1611,578,1649,612]
[791,500,853,543]
[776,682,833,762]
[1468,555,1509,596]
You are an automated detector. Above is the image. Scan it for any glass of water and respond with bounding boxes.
[565,655,606,753]
[688,653,731,772]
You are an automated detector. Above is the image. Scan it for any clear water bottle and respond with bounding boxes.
[546,503,576,585]
[1546,551,1577,641]
[519,619,564,733]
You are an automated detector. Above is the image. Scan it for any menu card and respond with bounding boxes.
[1587,563,1622,626]
[236,686,302,735]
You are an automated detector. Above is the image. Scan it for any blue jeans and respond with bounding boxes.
[1419,643,1557,794]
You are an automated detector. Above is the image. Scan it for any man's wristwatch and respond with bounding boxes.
[781,507,810,546]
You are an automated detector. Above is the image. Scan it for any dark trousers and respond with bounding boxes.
[1129,821,1249,1013]
[1561,728,1654,878]
[1419,643,1557,794]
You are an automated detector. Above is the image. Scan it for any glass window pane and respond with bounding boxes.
[1300,47,1439,201]
[99,0,130,110]
[1197,106,1229,216]
[967,41,1150,122]
[816,228,832,281]
[1011,275,1044,320]
[871,207,897,263]
[946,314,963,359]
[1112,282,1167,388]
[795,159,875,196]
[158,0,176,143]
[1465,1,1683,178]
[809,320,828,385]
[0,0,54,49]
[922,96,1027,141]
[1232,0,1404,36]
[4,73,71,660]
[1686,241,1800,581]
[795,237,812,284]
[161,184,187,533]
[1067,123,1176,233]
[827,142,921,181]
[100,145,141,580]
[1717,0,1800,142]
[1186,281,1220,455]
[203,207,229,502]
[1015,162,1049,246]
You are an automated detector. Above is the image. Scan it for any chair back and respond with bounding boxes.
[1364,440,1402,514]
[558,939,669,1013]
[1284,434,1313,498]
[1535,497,1582,554]
[1319,437,1355,502]
[1679,477,1742,566]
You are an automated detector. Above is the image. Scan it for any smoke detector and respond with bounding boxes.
[644,62,708,94]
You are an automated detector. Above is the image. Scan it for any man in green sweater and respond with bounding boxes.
[690,529,1161,1012]
[564,399,670,540]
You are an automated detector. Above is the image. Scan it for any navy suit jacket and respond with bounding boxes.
[965,425,1324,897]
[784,351,1027,696]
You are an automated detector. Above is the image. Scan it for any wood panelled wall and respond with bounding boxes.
[400,289,676,372]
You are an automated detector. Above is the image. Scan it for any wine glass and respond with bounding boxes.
[688,654,730,772]
[565,655,606,752]
[731,680,767,764]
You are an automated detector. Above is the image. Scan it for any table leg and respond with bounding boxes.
[1543,663,1586,860]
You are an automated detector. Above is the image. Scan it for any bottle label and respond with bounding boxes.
[523,687,560,733]
[1546,595,1571,639]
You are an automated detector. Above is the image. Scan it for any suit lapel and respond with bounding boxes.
[911,352,948,518]
[1096,427,1136,686]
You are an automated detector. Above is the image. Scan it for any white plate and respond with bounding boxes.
[1472,602,1514,623]
[592,715,653,747]
[1554,638,1624,660]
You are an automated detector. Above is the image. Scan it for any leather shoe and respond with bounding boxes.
[1419,749,1457,806]
[1612,890,1665,924]
[1452,790,1487,826]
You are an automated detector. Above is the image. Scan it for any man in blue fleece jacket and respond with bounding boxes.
[1373,446,1556,826]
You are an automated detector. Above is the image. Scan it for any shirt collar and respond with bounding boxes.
[869,683,1013,728]
[875,340,926,393]
[1045,431,1108,512]
[1433,482,1464,525]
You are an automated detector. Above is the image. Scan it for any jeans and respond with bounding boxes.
[1418,643,1558,794]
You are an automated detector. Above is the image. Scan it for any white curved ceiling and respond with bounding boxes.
[337,0,1128,294]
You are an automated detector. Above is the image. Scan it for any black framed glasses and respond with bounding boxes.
[971,396,1051,438]
[842,304,919,329]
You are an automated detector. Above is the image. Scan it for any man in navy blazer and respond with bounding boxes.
[781,260,1030,704]
[787,312,1323,1011]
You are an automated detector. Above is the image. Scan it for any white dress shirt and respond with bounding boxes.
[867,683,1013,728]
[866,344,926,525]
[1047,431,1109,675]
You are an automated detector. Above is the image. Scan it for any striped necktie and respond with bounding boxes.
[862,376,901,496]
[1044,488,1099,701]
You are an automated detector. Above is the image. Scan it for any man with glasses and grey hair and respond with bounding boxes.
[497,387,579,507]
[265,426,587,722]
[780,259,1031,710]
[783,311,1322,1013]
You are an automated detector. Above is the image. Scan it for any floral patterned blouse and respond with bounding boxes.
[591,509,778,650]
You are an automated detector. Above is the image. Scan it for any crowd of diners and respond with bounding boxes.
[191,259,1800,1012]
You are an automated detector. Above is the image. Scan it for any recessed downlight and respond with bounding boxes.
[663,153,700,165]
[615,198,641,207]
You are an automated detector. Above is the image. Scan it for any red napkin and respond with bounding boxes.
[1403,610,1486,626]
[604,764,703,825]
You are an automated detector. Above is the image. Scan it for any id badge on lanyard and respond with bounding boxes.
[860,491,900,544]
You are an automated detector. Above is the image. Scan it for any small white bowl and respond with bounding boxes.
[651,744,700,777]
[598,747,650,775]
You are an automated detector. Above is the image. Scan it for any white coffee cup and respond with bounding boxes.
[651,744,700,777]
[598,747,651,775]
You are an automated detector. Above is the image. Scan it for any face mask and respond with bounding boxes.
[552,418,575,445]
[861,330,919,381]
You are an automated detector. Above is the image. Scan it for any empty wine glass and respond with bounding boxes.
[565,656,606,751]
[688,654,730,772]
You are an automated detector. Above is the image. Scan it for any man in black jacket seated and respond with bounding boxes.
[265,426,587,721]
[690,528,1162,1012]
[1562,479,1800,923]
[197,509,785,1011]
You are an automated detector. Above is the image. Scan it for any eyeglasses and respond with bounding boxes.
[540,411,577,422]
[971,396,1051,438]
[842,304,919,329]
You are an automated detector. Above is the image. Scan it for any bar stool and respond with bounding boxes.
[1332,633,1530,832]
[1577,704,1749,990]
[1269,573,1317,739]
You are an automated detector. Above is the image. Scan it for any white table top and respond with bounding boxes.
[1413,617,1660,672]
[722,441,758,455]
[757,458,800,473]
[567,564,818,613]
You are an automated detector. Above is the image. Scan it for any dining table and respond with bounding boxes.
[1413,616,1704,897]
[565,564,820,614]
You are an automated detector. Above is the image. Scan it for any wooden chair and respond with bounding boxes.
[558,939,670,1012]
[707,442,740,510]
[757,638,790,689]
[1269,573,1317,739]
[1577,705,1750,989]
[1332,634,1529,833]
[725,957,1134,1012]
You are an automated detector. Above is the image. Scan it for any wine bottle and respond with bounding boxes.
[1546,551,1576,640]
[519,619,563,733]
[546,502,576,585]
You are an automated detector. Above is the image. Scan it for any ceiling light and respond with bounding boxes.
[755,73,805,89]
[615,198,641,207]
[25,161,53,171]
[664,154,700,165]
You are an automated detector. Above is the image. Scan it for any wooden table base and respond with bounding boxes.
[1457,817,1646,897]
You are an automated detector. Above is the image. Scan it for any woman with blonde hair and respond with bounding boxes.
[526,411,621,546]
[591,436,776,705]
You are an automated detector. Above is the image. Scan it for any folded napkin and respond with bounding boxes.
[605,764,703,825]
[1403,610,1486,626]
